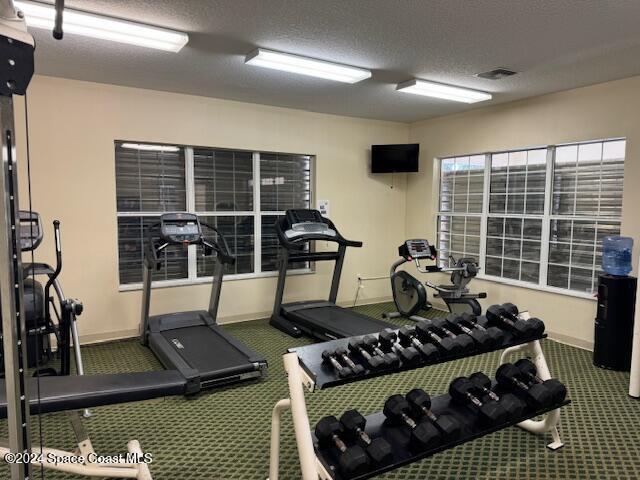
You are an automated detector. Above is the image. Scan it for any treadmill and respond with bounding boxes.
[140,213,267,394]
[270,209,394,341]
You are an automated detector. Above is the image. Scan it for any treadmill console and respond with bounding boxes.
[284,209,336,239]
[399,239,437,261]
[160,213,202,244]
[19,210,43,252]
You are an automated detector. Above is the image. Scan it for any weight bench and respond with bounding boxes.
[0,370,186,479]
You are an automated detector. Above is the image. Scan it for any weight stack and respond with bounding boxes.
[594,274,637,371]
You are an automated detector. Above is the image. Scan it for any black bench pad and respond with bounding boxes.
[0,370,186,418]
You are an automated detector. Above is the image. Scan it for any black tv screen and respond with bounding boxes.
[371,143,419,173]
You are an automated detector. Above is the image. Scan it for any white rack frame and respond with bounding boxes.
[0,411,154,479]
[268,322,564,479]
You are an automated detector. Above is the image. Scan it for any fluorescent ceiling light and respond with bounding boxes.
[245,48,371,84]
[121,143,179,152]
[396,79,492,103]
[14,1,188,52]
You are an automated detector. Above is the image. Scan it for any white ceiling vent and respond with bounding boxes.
[475,68,518,80]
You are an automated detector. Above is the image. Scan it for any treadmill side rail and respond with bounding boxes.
[270,314,303,338]
[147,332,201,395]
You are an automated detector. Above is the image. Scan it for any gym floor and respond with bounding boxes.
[2,302,638,480]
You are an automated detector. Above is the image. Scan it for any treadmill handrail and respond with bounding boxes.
[144,221,236,269]
[200,223,235,266]
[289,251,341,263]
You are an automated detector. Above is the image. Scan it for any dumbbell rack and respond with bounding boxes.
[268,313,567,480]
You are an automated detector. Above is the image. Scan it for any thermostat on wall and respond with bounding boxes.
[318,200,330,217]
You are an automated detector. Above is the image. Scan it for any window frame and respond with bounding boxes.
[116,143,315,291]
[435,138,625,300]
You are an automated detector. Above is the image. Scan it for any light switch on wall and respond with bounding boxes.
[318,199,330,217]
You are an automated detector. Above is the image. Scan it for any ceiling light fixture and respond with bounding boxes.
[14,0,189,52]
[245,48,371,84]
[121,143,180,152]
[396,79,492,103]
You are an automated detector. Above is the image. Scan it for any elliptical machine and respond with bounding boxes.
[0,211,85,377]
[384,239,486,320]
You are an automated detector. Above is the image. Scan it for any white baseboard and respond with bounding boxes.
[79,329,140,345]
[545,330,594,351]
[77,298,594,352]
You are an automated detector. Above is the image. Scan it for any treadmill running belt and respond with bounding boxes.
[160,326,250,372]
[292,306,391,338]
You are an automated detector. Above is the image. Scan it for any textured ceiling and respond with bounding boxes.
[25,0,640,123]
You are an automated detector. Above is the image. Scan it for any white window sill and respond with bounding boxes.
[118,268,313,292]
[476,274,597,301]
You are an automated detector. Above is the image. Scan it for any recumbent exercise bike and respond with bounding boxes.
[384,239,486,320]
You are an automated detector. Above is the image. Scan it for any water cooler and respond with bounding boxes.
[630,259,640,398]
[594,274,637,370]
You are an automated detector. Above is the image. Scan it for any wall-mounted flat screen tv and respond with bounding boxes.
[371,143,419,173]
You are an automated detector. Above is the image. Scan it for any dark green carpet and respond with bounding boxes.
[2,302,639,479]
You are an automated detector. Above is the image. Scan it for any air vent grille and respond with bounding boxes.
[475,68,518,80]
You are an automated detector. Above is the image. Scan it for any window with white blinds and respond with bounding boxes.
[547,140,624,292]
[437,155,484,268]
[436,138,625,297]
[115,142,313,287]
[485,149,546,283]
[115,144,188,285]
[260,153,312,271]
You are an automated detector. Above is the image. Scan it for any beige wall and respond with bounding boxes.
[17,73,640,348]
[15,75,409,342]
[407,75,640,349]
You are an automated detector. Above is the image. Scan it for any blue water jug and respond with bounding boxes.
[602,236,633,276]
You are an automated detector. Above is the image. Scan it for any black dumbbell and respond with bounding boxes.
[322,350,352,378]
[502,303,546,336]
[429,317,475,352]
[348,338,384,370]
[405,388,461,441]
[496,363,554,408]
[383,394,441,450]
[445,314,493,349]
[340,409,393,466]
[334,347,366,376]
[486,305,536,338]
[514,359,567,404]
[378,329,421,364]
[468,372,526,420]
[458,313,505,346]
[315,415,370,478]
[362,335,400,368]
[449,377,509,426]
[414,321,462,355]
[397,326,440,361]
